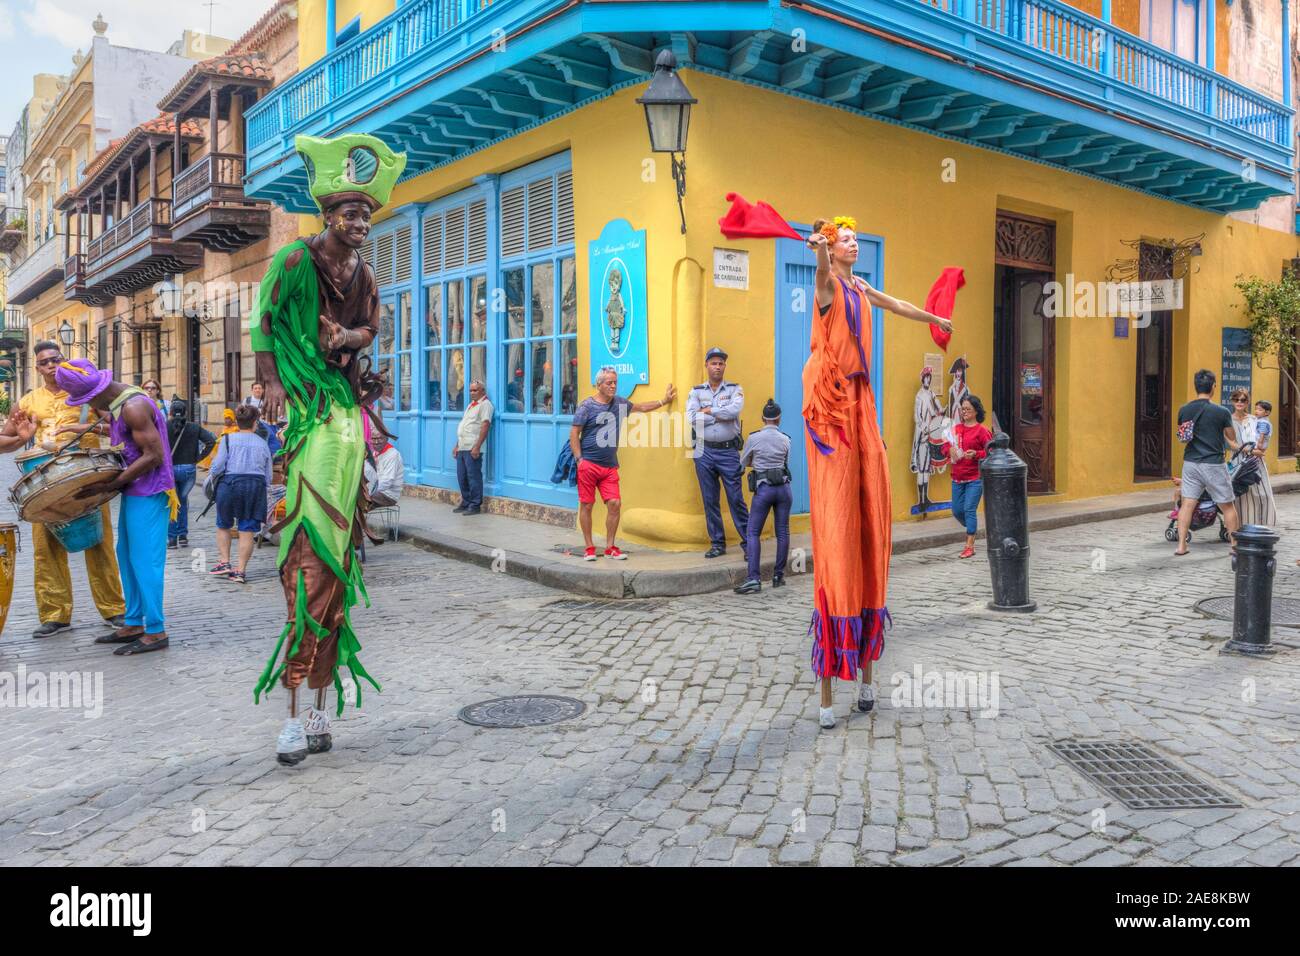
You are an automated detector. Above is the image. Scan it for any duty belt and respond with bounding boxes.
[702,438,742,450]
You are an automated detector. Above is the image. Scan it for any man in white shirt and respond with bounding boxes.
[453,380,492,515]
[364,433,405,507]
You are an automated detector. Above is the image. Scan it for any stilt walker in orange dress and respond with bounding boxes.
[803,218,954,729]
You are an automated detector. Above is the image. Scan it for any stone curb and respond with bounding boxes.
[399,475,1300,599]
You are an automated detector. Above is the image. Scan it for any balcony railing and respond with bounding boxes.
[173,152,251,221]
[86,198,172,271]
[3,308,23,333]
[0,205,23,230]
[63,252,85,294]
[6,234,62,303]
[919,0,1288,145]
[246,0,498,151]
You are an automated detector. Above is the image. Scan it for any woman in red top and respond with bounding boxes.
[949,395,992,558]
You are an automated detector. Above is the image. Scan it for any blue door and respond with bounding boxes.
[774,229,883,513]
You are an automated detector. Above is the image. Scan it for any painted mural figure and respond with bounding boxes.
[251,132,407,767]
[909,366,946,516]
[802,217,954,730]
[604,268,626,352]
[946,356,970,420]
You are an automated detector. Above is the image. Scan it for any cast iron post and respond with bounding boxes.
[980,432,1037,613]
[1221,524,1279,656]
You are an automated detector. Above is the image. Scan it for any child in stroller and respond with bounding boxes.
[1164,442,1260,544]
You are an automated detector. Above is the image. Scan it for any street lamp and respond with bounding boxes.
[58,320,75,351]
[636,49,696,234]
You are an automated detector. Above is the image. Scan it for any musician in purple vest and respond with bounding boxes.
[55,359,176,656]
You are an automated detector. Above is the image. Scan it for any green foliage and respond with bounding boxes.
[0,392,9,416]
[1236,272,1300,365]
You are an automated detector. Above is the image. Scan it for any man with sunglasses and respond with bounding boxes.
[0,341,126,638]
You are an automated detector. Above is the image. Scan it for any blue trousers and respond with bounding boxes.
[118,493,169,633]
[694,445,749,547]
[168,464,196,542]
[456,450,483,509]
[951,479,983,536]
[746,481,792,580]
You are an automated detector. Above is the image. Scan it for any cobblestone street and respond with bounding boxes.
[3,471,1300,867]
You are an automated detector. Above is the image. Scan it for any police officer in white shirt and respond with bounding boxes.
[686,347,749,557]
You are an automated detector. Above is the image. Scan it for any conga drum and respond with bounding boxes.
[9,447,125,531]
[0,523,18,637]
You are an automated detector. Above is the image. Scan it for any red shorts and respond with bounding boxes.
[577,459,620,503]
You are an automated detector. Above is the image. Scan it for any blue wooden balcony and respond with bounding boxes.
[245,0,1294,213]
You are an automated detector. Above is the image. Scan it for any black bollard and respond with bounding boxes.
[1221,524,1279,657]
[979,432,1037,613]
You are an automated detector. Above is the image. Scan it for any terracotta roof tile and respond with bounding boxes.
[228,0,296,55]
[158,51,273,111]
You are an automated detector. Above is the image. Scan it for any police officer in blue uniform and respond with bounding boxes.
[734,399,793,594]
[687,347,749,557]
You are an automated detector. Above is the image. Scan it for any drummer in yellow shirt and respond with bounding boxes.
[0,340,126,638]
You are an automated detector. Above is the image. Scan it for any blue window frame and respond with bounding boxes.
[336,16,361,47]
[361,153,575,507]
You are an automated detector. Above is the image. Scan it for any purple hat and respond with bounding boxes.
[54,358,113,406]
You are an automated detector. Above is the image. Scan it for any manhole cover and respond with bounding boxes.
[1050,740,1242,810]
[1195,596,1300,627]
[544,598,666,612]
[458,695,586,728]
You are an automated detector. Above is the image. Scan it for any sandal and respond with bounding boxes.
[113,635,169,656]
[226,571,247,584]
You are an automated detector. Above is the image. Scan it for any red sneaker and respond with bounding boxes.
[583,547,597,562]
[604,546,628,560]
[959,546,975,559]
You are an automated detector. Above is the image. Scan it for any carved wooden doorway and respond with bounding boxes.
[993,211,1056,493]
[1133,243,1173,480]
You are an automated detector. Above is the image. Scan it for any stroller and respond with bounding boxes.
[1163,443,1261,543]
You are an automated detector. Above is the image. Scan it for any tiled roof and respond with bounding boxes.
[158,51,273,111]
[228,0,296,55]
[137,114,204,138]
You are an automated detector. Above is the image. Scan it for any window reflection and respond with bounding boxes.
[531,262,554,336]
[505,342,525,413]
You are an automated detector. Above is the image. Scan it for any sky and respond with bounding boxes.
[0,0,274,141]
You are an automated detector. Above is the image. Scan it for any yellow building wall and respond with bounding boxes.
[361,69,1298,549]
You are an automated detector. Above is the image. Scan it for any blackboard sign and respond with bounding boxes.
[1221,327,1252,409]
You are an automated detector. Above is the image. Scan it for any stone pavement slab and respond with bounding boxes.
[2,456,1300,866]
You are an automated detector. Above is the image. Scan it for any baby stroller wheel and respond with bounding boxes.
[1164,523,1179,542]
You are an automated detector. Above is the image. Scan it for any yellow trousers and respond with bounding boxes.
[32,505,126,624]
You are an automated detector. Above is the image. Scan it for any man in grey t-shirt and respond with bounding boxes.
[1174,369,1241,555]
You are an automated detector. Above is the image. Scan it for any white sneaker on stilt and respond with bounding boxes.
[304,707,333,754]
[819,706,836,729]
[276,717,307,766]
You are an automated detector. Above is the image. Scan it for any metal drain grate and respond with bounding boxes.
[1195,596,1300,628]
[458,695,586,728]
[544,598,666,612]
[1050,740,1242,810]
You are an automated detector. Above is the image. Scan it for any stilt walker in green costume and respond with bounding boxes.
[251,133,407,766]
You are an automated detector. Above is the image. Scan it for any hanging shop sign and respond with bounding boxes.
[1221,327,1252,409]
[589,218,648,393]
[712,248,749,290]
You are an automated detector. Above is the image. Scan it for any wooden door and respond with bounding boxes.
[1134,242,1173,479]
[1009,275,1055,492]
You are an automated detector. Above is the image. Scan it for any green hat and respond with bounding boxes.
[294,133,408,213]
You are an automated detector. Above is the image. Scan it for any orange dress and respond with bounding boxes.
[802,275,892,680]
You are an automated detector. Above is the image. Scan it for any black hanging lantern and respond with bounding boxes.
[636,49,697,233]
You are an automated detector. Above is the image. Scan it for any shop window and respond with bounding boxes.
[422,199,488,413]
[499,168,577,418]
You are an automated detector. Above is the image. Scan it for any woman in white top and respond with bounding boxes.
[1227,388,1276,526]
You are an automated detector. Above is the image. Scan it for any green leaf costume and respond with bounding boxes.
[250,133,407,716]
